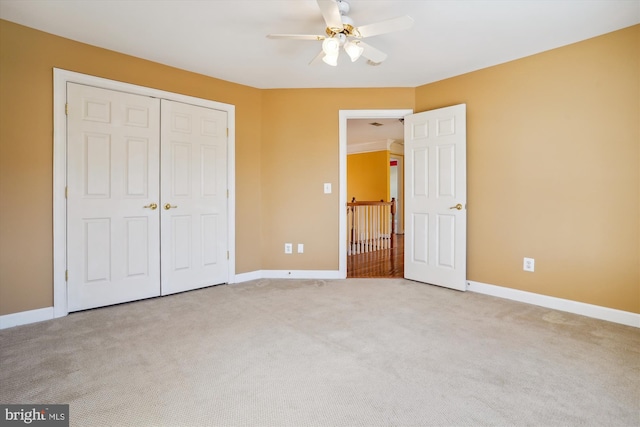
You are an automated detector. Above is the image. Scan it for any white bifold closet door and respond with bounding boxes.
[67,83,228,312]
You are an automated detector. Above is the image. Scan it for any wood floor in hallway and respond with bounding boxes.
[347,234,404,278]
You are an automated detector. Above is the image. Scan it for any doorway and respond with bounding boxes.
[339,109,413,278]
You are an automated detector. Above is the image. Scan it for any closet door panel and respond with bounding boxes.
[67,83,161,311]
[160,100,228,295]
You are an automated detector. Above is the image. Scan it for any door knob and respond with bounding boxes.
[143,203,158,210]
[164,203,178,210]
[449,203,463,210]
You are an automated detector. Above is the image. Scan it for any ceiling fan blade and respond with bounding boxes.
[359,41,388,64]
[355,15,414,38]
[267,34,325,41]
[317,0,344,32]
[309,50,325,65]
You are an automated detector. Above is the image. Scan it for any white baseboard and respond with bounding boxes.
[234,270,343,283]
[0,307,54,330]
[233,270,263,283]
[262,270,343,279]
[4,279,636,330]
[467,280,640,328]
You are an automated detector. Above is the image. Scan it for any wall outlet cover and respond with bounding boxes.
[523,257,535,272]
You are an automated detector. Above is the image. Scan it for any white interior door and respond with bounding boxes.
[67,83,161,311]
[160,100,228,295]
[404,104,467,291]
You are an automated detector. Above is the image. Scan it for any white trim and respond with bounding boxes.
[261,270,343,280]
[347,139,395,154]
[233,270,342,282]
[467,280,640,328]
[0,307,54,330]
[5,279,637,329]
[233,270,263,283]
[339,109,413,278]
[389,141,404,156]
[53,68,236,318]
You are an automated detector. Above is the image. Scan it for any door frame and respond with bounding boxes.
[53,68,236,317]
[389,155,404,234]
[338,109,413,277]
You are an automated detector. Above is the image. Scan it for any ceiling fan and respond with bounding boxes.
[267,0,414,66]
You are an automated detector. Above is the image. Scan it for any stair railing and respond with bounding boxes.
[347,197,396,255]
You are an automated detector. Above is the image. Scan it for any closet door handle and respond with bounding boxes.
[164,203,178,210]
[143,203,158,210]
[449,203,463,210]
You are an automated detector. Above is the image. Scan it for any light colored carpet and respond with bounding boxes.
[1,278,638,426]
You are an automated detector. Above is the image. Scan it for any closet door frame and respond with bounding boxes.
[53,68,236,318]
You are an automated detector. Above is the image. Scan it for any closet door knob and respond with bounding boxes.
[143,203,158,210]
[449,203,463,210]
[164,203,178,210]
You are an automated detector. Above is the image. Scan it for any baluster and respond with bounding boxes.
[364,206,368,253]
[376,205,379,250]
[355,205,360,254]
[391,198,396,249]
[383,205,387,249]
[366,205,370,253]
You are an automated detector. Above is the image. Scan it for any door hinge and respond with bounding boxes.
[65,103,68,115]
[226,128,229,137]
[227,251,229,260]
[227,189,229,198]
[65,186,68,199]
[65,270,68,281]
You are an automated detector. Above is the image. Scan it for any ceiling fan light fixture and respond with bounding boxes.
[322,52,339,66]
[322,37,340,55]
[344,41,364,62]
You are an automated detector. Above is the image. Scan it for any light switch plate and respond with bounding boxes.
[323,183,331,194]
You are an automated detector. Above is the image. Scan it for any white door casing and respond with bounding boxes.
[404,104,467,291]
[160,100,228,295]
[338,109,413,278]
[67,83,161,311]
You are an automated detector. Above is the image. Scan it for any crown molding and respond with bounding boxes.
[347,139,396,154]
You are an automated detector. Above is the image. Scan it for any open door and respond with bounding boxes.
[404,104,467,291]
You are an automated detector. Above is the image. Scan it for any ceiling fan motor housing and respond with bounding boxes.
[337,0,350,15]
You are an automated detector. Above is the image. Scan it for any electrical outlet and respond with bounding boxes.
[284,243,293,254]
[297,243,304,253]
[523,257,535,272]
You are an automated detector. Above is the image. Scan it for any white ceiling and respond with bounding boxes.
[1,0,638,90]
[347,118,405,145]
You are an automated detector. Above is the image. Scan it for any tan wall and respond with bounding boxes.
[0,20,263,315]
[260,89,414,271]
[416,25,640,313]
[347,151,390,202]
[1,18,637,316]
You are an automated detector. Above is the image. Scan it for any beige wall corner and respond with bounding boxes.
[260,88,414,271]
